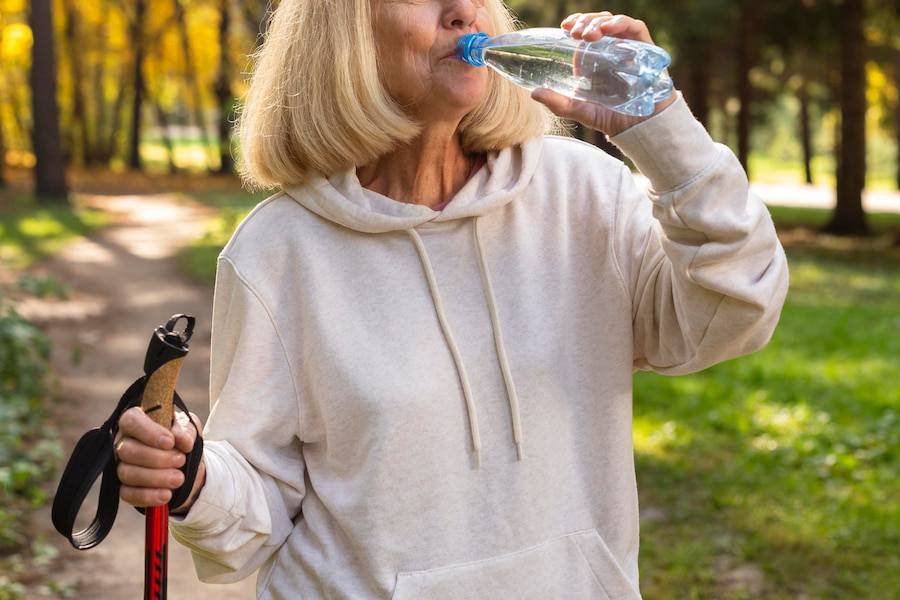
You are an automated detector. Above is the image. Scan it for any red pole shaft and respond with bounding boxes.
[144,505,168,600]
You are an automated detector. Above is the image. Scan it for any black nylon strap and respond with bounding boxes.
[51,375,204,550]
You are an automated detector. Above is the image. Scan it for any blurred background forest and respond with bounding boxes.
[0,0,898,599]
[1,0,898,229]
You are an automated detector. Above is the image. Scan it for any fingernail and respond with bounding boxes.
[158,434,172,448]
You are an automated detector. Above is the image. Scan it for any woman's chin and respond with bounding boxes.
[436,84,487,111]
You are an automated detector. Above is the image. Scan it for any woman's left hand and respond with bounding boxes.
[530,12,677,137]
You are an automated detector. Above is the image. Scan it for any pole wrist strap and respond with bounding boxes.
[51,375,204,550]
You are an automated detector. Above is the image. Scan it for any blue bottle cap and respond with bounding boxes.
[456,32,490,67]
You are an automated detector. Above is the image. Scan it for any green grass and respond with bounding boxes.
[634,243,899,598]
[767,205,900,231]
[768,205,900,230]
[0,198,112,270]
[176,189,270,284]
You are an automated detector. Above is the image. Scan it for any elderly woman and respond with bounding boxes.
[113,0,789,597]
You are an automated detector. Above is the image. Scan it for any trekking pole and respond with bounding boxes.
[139,315,194,600]
[51,314,203,599]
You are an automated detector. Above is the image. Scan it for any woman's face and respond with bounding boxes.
[372,0,492,122]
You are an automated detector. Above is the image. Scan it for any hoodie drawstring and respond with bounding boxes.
[406,217,523,468]
[472,217,524,462]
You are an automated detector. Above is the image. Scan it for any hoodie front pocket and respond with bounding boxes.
[390,528,641,600]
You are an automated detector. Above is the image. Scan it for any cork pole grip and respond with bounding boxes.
[140,356,185,428]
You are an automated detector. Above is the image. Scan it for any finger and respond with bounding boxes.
[596,15,652,43]
[531,88,602,128]
[117,462,185,490]
[582,15,617,41]
[569,13,593,37]
[531,88,581,118]
[115,436,186,469]
[569,12,612,37]
[118,406,175,450]
[172,411,201,454]
[120,485,172,508]
[561,13,582,28]
[113,430,125,462]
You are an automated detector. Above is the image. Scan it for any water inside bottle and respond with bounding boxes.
[481,35,672,114]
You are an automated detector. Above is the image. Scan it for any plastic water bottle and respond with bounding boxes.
[456,27,674,117]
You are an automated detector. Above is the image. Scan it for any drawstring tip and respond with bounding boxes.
[515,441,524,461]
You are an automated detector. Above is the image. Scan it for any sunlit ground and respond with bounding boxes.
[0,206,111,270]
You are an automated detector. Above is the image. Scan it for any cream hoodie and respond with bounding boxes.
[169,92,789,599]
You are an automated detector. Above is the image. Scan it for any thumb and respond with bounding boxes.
[530,87,603,131]
[172,410,203,454]
[531,88,573,116]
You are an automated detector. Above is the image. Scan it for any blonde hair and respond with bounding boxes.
[234,0,568,190]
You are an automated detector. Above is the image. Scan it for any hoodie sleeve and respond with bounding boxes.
[607,91,789,375]
[168,255,306,583]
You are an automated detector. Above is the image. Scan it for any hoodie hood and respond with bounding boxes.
[281,135,544,469]
[282,135,544,233]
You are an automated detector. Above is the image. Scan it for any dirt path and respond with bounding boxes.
[16,193,256,598]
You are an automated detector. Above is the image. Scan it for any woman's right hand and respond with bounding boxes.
[114,407,206,514]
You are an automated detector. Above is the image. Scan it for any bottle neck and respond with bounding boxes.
[457,32,490,67]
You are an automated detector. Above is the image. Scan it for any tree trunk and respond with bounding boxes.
[175,0,215,170]
[64,0,90,166]
[0,100,6,187]
[29,0,69,200]
[152,98,177,174]
[683,39,711,127]
[895,48,900,190]
[88,0,110,165]
[718,90,734,149]
[735,0,758,175]
[90,48,108,165]
[215,0,235,173]
[128,0,147,170]
[798,77,814,185]
[103,65,130,163]
[825,0,868,235]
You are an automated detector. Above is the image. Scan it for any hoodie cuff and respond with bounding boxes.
[608,90,721,193]
[168,443,238,535]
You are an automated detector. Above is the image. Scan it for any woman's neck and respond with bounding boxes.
[356,124,484,209]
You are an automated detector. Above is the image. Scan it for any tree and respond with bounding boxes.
[128,0,148,170]
[797,76,815,185]
[175,0,215,170]
[0,72,6,188]
[895,47,900,190]
[0,98,6,188]
[29,0,69,200]
[216,0,236,173]
[735,0,763,174]
[63,0,91,165]
[888,0,900,190]
[825,0,869,235]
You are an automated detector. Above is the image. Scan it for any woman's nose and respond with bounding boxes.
[443,0,481,30]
